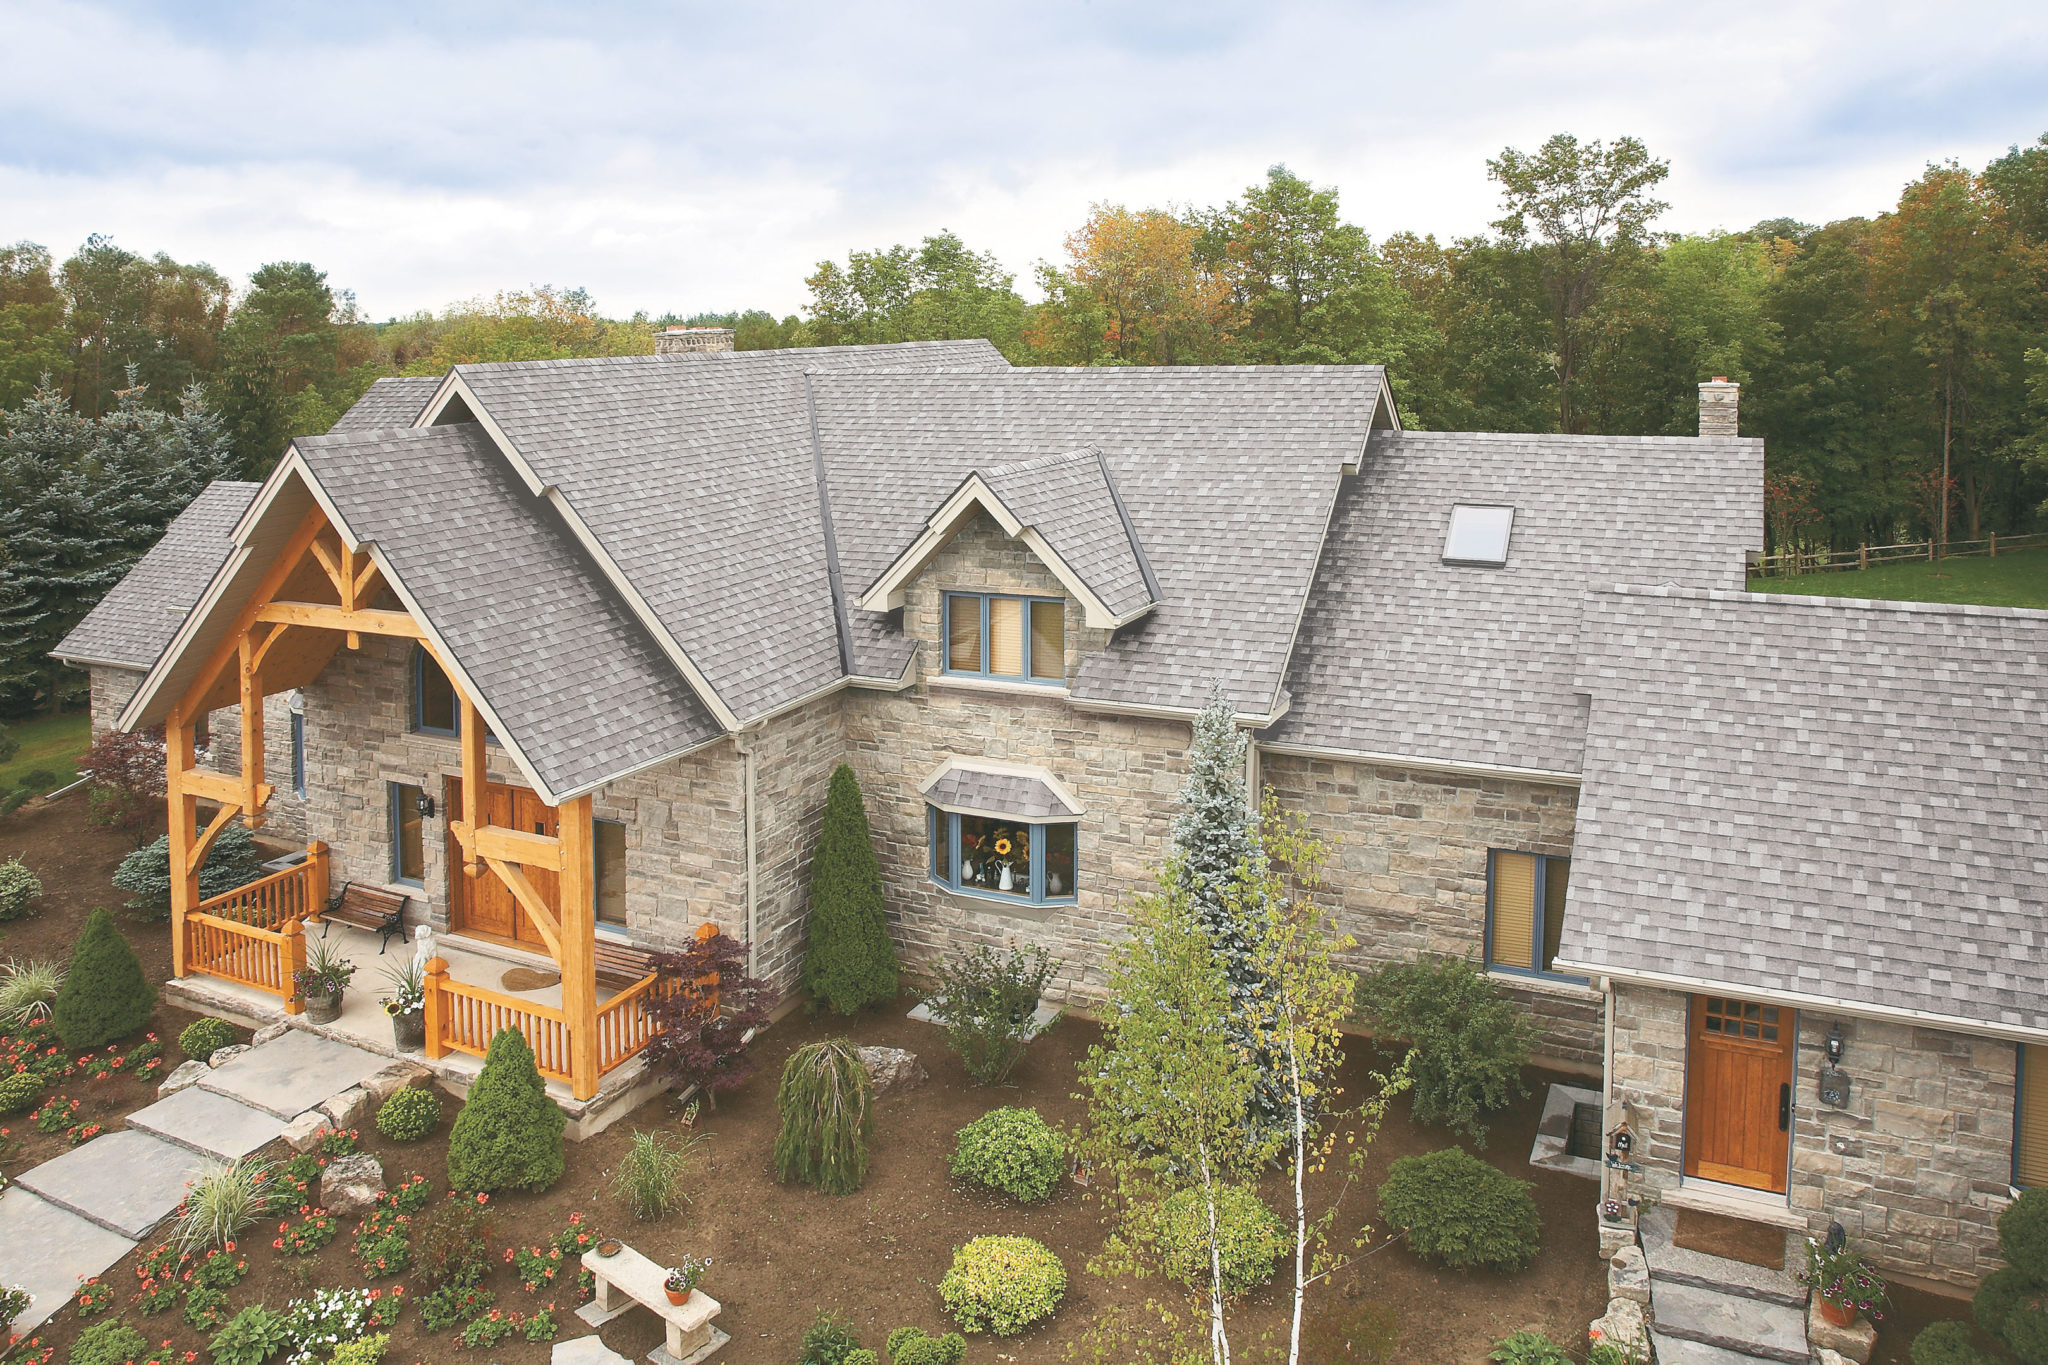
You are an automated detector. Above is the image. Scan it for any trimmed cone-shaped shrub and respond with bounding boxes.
[1377,1147,1541,1272]
[775,1038,872,1195]
[52,907,156,1049]
[801,765,898,1014]
[447,1028,566,1193]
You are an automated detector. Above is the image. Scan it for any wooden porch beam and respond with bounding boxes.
[557,794,598,1101]
[247,621,290,675]
[237,633,265,829]
[459,693,485,879]
[484,858,563,961]
[253,602,424,638]
[179,767,274,809]
[166,707,197,979]
[307,534,349,601]
[191,800,242,865]
[463,823,567,872]
[176,504,330,724]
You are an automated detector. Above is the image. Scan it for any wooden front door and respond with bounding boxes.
[445,777,559,950]
[1684,994,1796,1193]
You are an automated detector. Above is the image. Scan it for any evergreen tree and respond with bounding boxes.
[801,764,898,1014]
[52,907,156,1048]
[1172,684,1291,1151]
[446,1027,566,1193]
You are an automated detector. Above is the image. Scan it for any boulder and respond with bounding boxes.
[319,1153,386,1215]
[1597,1217,1637,1259]
[361,1061,432,1105]
[1588,1298,1648,1358]
[207,1043,251,1069]
[1806,1300,1877,1365]
[320,1086,372,1130]
[281,1110,330,1153]
[1815,1350,1850,1365]
[856,1046,928,1097]
[158,1059,210,1097]
[251,1021,293,1048]
[1606,1245,1651,1305]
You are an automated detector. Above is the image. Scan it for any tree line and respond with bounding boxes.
[4,129,2046,716]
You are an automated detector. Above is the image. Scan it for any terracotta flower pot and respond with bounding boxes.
[665,1287,689,1306]
[1818,1297,1857,1328]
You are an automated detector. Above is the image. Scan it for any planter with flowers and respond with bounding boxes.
[1799,1235,1889,1328]
[293,939,357,1024]
[664,1255,711,1306]
[380,958,427,1051]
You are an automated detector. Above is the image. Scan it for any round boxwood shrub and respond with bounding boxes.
[1910,1321,1989,1365]
[0,1070,43,1115]
[1377,1147,1541,1272]
[377,1086,444,1142]
[886,1327,966,1365]
[938,1235,1065,1336]
[0,857,42,922]
[52,908,157,1050]
[950,1107,1064,1203]
[179,1016,238,1064]
[1153,1183,1287,1298]
[70,1319,148,1365]
[447,1027,565,1193]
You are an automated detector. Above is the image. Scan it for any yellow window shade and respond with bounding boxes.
[1491,852,1537,971]
[990,598,1024,675]
[947,598,981,672]
[1030,600,1065,680]
[2021,1045,2048,1187]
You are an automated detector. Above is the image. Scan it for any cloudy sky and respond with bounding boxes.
[5,0,2046,320]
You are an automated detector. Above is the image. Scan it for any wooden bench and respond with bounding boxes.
[578,1243,726,1363]
[320,884,409,954]
[595,940,658,990]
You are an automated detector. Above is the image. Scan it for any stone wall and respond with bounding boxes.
[88,666,143,737]
[1261,751,1600,1068]
[1608,983,2017,1288]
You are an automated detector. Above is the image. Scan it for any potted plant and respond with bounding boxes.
[292,938,357,1024]
[381,957,426,1050]
[1799,1235,1889,1328]
[663,1255,710,1305]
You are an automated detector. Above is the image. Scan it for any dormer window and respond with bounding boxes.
[944,593,1065,683]
[1443,504,1514,567]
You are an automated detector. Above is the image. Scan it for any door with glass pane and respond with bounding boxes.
[1684,994,1795,1192]
[445,777,559,949]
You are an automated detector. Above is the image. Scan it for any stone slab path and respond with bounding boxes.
[1652,1278,1810,1363]
[1640,1206,1814,1364]
[0,1187,137,1334]
[128,1085,290,1161]
[198,1027,390,1119]
[13,1129,217,1239]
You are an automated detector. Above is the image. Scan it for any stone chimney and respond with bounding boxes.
[655,326,735,356]
[1698,377,1740,438]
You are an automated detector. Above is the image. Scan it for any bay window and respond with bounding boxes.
[928,806,1078,904]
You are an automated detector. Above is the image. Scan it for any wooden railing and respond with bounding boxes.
[184,842,328,1013]
[425,969,575,1084]
[593,974,675,1075]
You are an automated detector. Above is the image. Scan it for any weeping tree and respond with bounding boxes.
[801,765,899,1014]
[774,1038,873,1195]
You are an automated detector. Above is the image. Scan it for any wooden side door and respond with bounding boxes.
[1684,994,1796,1192]
[446,777,560,950]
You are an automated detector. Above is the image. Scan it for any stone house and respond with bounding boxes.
[52,339,2045,1292]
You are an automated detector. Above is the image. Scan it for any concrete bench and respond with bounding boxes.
[578,1244,726,1364]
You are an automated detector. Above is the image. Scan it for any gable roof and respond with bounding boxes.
[1557,586,2048,1038]
[329,377,439,433]
[53,481,260,671]
[1263,430,1762,776]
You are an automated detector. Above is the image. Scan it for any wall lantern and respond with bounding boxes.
[1825,1023,1846,1067]
[416,792,437,819]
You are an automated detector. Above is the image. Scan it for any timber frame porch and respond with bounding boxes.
[162,500,664,1100]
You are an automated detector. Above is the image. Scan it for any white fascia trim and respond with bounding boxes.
[416,372,548,498]
[1068,695,1285,729]
[927,674,1070,700]
[846,650,921,692]
[1556,959,2048,1049]
[52,655,147,672]
[916,755,1087,817]
[1255,739,1582,787]
[119,450,336,732]
[539,490,743,733]
[544,730,731,805]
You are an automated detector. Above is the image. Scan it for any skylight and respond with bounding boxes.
[1443,504,1515,567]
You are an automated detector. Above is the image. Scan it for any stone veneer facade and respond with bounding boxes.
[1607,983,2017,1288]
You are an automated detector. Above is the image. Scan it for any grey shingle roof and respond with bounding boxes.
[924,766,1083,821]
[1558,586,2048,1034]
[813,366,1388,717]
[1263,431,1761,773]
[972,448,1158,617]
[448,341,1010,723]
[53,481,260,669]
[293,423,722,798]
[329,377,439,433]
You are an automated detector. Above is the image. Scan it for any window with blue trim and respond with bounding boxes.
[1485,850,1579,981]
[389,782,425,886]
[411,646,492,741]
[927,806,1077,904]
[290,711,307,800]
[943,593,1065,683]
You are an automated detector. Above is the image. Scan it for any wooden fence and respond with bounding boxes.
[1749,530,2048,580]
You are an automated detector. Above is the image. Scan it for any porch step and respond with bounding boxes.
[1650,1281,1810,1365]
[198,1027,389,1119]
[1651,1331,1795,1365]
[0,1188,138,1334]
[12,1130,216,1239]
[1640,1206,1807,1308]
[128,1086,288,1161]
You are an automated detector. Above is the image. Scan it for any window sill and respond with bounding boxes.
[1486,968,1598,1000]
[930,880,1073,922]
[929,674,1070,700]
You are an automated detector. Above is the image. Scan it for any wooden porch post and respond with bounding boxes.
[166,707,199,979]
[459,695,485,879]
[237,634,266,830]
[306,841,330,919]
[557,794,598,1101]
[281,919,307,1015]
[424,957,450,1060]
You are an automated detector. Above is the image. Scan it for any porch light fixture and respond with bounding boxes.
[1824,1023,1846,1066]
[415,792,436,819]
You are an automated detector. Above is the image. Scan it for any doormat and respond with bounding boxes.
[501,968,561,993]
[1673,1208,1786,1270]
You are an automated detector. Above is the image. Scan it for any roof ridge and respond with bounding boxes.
[980,445,1100,478]
[1602,582,2048,623]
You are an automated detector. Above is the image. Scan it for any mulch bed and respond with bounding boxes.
[4,791,1610,1363]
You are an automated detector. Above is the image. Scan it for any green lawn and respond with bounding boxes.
[0,710,91,794]
[1749,544,2048,610]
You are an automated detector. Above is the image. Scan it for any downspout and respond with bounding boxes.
[735,732,759,977]
[1600,974,1618,1207]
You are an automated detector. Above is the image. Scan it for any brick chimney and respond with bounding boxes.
[1698,377,1739,438]
[655,326,735,355]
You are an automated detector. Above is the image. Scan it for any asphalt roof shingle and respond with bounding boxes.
[328,377,439,433]
[1558,586,2048,1034]
[974,448,1158,617]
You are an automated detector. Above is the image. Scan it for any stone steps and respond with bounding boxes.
[1651,1281,1811,1365]
[1652,1330,1796,1365]
[1640,1205,1808,1307]
[0,1188,138,1334]
[127,1085,288,1161]
[12,1129,216,1240]
[197,1026,392,1118]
